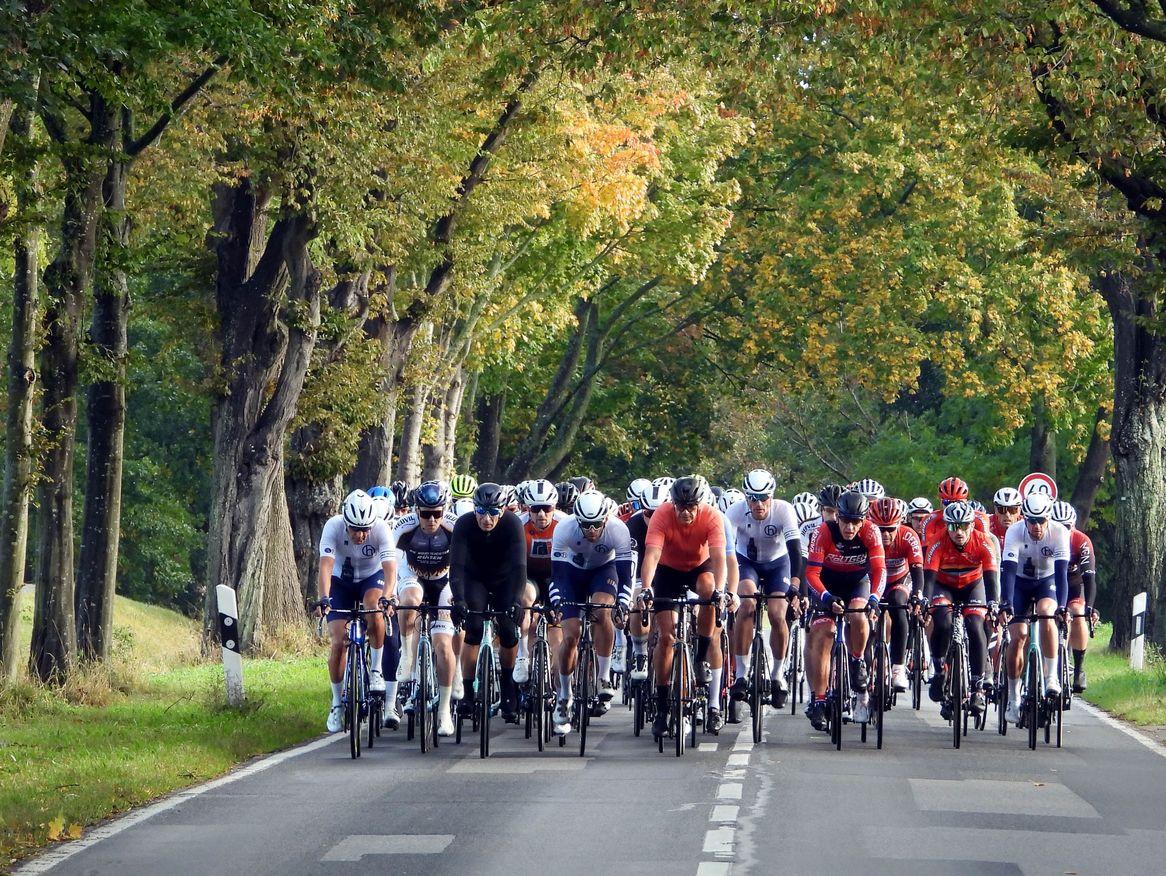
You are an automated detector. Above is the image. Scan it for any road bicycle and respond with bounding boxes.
[521,605,555,752]
[906,602,926,711]
[317,602,385,760]
[824,605,876,751]
[935,600,989,749]
[1014,611,1061,750]
[395,603,444,754]
[650,593,722,757]
[558,600,619,756]
[454,609,505,758]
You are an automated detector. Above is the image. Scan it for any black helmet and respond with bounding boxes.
[414,480,449,509]
[818,483,843,508]
[836,490,870,521]
[472,482,506,511]
[670,475,709,507]
[568,475,594,494]
[390,480,409,509]
[555,481,580,513]
[709,485,725,499]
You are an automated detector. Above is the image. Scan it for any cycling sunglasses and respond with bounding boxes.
[417,509,443,520]
[1024,515,1048,525]
[878,526,898,534]
[475,506,503,517]
[946,522,973,531]
[530,504,554,514]
[745,492,771,502]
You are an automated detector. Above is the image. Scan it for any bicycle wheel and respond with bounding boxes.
[951,647,964,750]
[579,644,593,757]
[672,645,686,757]
[533,640,547,752]
[1026,655,1039,751]
[910,620,923,710]
[997,675,1008,736]
[788,624,801,716]
[348,645,361,760]
[876,638,886,750]
[479,651,493,759]
[750,635,765,743]
[832,641,845,751]
[418,642,431,753]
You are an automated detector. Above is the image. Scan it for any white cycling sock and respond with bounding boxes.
[709,668,723,699]
[1043,655,1058,683]
[614,629,625,652]
[772,657,786,680]
[369,647,383,672]
[735,655,749,677]
[559,673,573,700]
[385,680,398,703]
[631,634,648,656]
[517,635,529,661]
[438,685,452,719]
[331,682,343,706]
[597,656,611,681]
[1010,676,1022,703]
[400,633,416,675]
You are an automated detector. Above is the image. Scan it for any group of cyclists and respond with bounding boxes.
[313,466,1100,748]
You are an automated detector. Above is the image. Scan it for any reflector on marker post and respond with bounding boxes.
[217,584,245,705]
[1131,592,1147,672]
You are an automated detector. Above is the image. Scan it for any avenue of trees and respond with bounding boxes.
[1,1,1164,682]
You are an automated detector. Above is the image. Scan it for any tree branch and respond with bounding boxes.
[1091,1,1166,42]
[127,54,228,157]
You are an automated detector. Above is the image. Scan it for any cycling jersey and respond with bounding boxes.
[550,516,635,605]
[923,528,999,593]
[989,515,1010,544]
[449,511,527,608]
[519,509,568,581]
[319,516,395,580]
[798,516,821,550]
[883,524,924,587]
[644,503,725,571]
[804,519,886,599]
[391,513,454,581]
[719,508,736,555]
[1067,528,1097,606]
[1001,519,1071,608]
[725,499,802,569]
[626,510,650,575]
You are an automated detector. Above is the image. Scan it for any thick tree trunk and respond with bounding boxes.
[396,381,426,485]
[76,152,129,662]
[1029,394,1057,478]
[202,177,321,650]
[0,104,40,679]
[420,366,465,481]
[1068,406,1110,530]
[349,311,396,490]
[31,148,105,681]
[1098,271,1166,649]
[441,365,466,478]
[470,389,505,481]
[286,451,340,605]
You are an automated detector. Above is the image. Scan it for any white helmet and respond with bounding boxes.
[905,496,933,516]
[526,479,558,507]
[792,491,818,508]
[793,499,819,526]
[515,480,531,503]
[452,497,475,517]
[1021,492,1054,520]
[627,477,653,503]
[992,487,1022,508]
[574,490,608,527]
[641,483,669,510]
[370,495,393,522]
[1051,500,1077,528]
[716,488,745,512]
[855,478,885,500]
[742,468,776,497]
[342,490,377,528]
[652,476,676,492]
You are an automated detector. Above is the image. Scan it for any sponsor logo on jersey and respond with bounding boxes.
[764,524,778,538]
[362,545,376,558]
[1041,546,1054,557]
[323,547,333,554]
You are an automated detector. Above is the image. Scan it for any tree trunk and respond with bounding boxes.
[1098,271,1166,649]
[1029,394,1057,478]
[202,177,321,650]
[76,150,129,662]
[31,147,105,681]
[421,366,465,481]
[441,365,466,479]
[470,388,505,481]
[1068,406,1110,530]
[349,311,396,490]
[0,104,40,679]
[396,381,426,485]
[285,440,339,605]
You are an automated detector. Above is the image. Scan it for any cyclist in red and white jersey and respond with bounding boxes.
[869,497,924,692]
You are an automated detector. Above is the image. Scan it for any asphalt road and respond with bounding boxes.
[16,689,1166,876]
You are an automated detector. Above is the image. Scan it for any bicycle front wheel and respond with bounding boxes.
[348,648,362,760]
[951,647,964,750]
[831,642,845,751]
[418,641,431,753]
[673,645,686,757]
[750,635,766,743]
[876,639,886,750]
[479,652,493,759]
[533,640,548,752]
[1026,655,1039,750]
[910,620,923,710]
[579,645,593,758]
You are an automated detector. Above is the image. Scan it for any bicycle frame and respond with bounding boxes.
[396,603,443,753]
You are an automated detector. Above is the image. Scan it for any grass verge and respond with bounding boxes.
[1079,622,1166,734]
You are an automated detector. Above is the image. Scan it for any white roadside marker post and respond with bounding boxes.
[1130,591,1147,672]
[217,584,245,705]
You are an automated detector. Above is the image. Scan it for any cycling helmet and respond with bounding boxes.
[414,480,449,509]
[1021,492,1053,520]
[792,491,818,507]
[992,487,1022,508]
[818,483,843,508]
[869,497,904,527]
[450,473,477,498]
[710,485,725,499]
[716,489,745,512]
[601,495,619,519]
[937,476,969,502]
[836,490,869,521]
[855,478,886,500]
[671,475,709,507]
[968,499,986,514]
[627,477,652,504]
[793,499,819,526]
[641,483,669,510]
[742,468,777,497]
[652,476,676,491]
[472,482,506,512]
[1051,500,1077,528]
[367,485,391,499]
[370,495,393,522]
[568,475,594,495]
[574,490,608,526]
[526,479,558,507]
[452,497,475,517]
[555,481,580,513]
[905,496,933,516]
[342,489,377,528]
[499,484,517,508]
[943,501,976,525]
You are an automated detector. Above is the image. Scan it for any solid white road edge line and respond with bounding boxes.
[1076,699,1166,759]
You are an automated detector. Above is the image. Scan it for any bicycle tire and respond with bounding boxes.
[876,637,886,750]
[479,650,493,759]
[348,643,361,759]
[789,623,801,716]
[368,696,378,750]
[997,676,1008,736]
[1026,654,1039,750]
[951,645,964,750]
[534,640,547,752]
[750,635,765,744]
[910,619,923,710]
[1055,661,1064,748]
[418,641,431,754]
[579,644,593,758]
[672,644,685,757]
[832,640,845,751]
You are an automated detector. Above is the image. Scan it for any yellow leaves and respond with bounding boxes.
[45,815,82,842]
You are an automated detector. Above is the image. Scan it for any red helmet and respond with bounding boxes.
[869,497,905,527]
[937,476,969,502]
